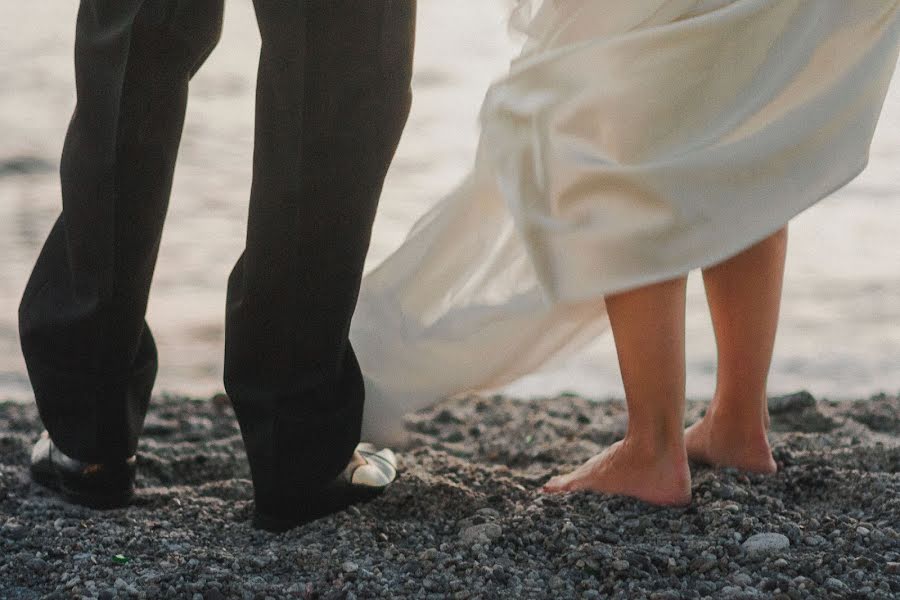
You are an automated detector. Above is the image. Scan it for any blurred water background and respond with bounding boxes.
[1,2,898,403]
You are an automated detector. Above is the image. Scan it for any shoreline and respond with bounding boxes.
[1,391,898,599]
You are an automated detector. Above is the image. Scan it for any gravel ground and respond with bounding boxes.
[1,391,898,599]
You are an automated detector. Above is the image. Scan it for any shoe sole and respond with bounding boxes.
[30,466,133,510]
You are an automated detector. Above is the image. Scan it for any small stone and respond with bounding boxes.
[460,523,502,545]
[804,535,826,546]
[476,508,500,520]
[435,408,463,424]
[419,548,438,561]
[342,561,359,573]
[690,557,717,573]
[768,391,815,414]
[193,594,203,600]
[742,533,790,554]
[27,558,49,572]
[886,562,900,575]
[732,573,753,586]
[114,578,128,590]
[1,520,26,540]
[773,558,789,569]
[611,560,630,572]
[856,527,870,536]
[211,393,231,409]
[825,578,846,591]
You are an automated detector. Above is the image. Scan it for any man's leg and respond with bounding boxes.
[19,0,224,463]
[225,1,415,518]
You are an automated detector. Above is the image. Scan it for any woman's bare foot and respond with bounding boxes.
[685,402,777,474]
[542,438,692,506]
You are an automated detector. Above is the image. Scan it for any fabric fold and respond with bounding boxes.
[353,0,900,445]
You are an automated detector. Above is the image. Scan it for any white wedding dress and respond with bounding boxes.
[351,0,900,445]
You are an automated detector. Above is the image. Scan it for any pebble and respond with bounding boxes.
[419,548,438,561]
[459,523,502,545]
[742,533,790,554]
[1,393,899,599]
[768,391,816,414]
[611,560,630,571]
[476,508,500,520]
[26,558,48,573]
[825,577,846,591]
[1,520,26,540]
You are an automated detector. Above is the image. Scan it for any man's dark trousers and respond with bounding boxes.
[18,0,415,515]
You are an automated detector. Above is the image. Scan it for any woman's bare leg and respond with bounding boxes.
[685,227,787,474]
[543,277,692,506]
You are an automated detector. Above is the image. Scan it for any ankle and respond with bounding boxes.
[708,388,767,414]
[621,431,687,465]
[705,401,768,428]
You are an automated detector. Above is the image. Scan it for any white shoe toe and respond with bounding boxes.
[343,444,398,488]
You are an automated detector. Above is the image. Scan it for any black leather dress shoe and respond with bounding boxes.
[253,443,398,532]
[30,432,136,509]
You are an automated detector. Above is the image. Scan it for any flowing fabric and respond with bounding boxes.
[352,0,900,445]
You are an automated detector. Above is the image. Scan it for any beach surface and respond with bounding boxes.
[1,392,898,599]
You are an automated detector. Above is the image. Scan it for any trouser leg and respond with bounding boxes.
[18,0,224,462]
[225,0,415,510]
